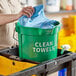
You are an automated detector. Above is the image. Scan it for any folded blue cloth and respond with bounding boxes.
[19,5,59,29]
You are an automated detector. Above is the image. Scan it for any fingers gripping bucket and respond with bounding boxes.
[16,22,61,62]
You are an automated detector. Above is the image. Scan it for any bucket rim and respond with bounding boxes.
[16,21,61,30]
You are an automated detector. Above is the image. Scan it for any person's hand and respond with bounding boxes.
[18,6,34,18]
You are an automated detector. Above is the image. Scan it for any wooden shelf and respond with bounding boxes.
[45,10,76,14]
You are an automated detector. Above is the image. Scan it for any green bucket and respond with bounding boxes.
[15,22,61,62]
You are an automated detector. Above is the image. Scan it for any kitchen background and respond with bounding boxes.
[19,0,76,10]
[19,0,76,22]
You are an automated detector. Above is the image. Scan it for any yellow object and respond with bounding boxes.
[58,32,76,52]
[0,56,37,76]
[61,18,71,36]
[58,15,76,52]
[68,16,76,33]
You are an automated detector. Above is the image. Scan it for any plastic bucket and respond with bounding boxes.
[16,22,61,62]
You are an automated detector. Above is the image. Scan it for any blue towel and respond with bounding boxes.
[19,5,59,29]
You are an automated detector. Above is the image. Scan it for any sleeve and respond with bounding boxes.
[0,1,3,13]
[0,6,2,10]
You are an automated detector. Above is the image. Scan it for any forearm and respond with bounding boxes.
[0,14,20,25]
[0,6,34,25]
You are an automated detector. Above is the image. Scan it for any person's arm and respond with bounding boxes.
[0,6,34,25]
[0,14,21,25]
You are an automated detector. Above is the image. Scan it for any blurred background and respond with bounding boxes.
[19,0,76,22]
[19,0,76,11]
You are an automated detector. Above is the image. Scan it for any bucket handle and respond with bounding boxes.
[13,28,18,41]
